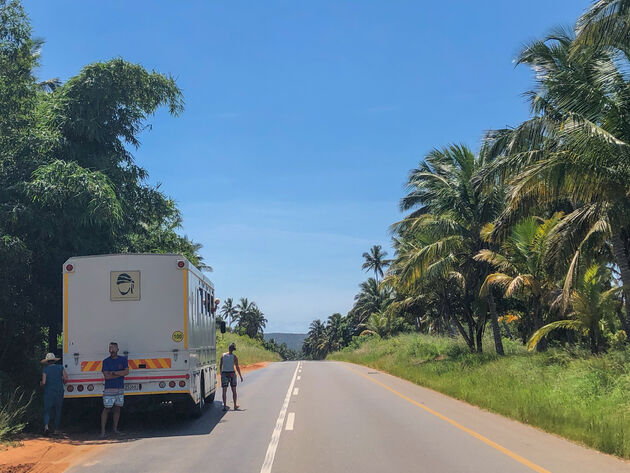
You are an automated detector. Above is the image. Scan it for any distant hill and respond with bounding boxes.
[264,333,307,352]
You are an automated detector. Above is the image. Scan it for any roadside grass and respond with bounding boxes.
[0,388,35,444]
[328,333,630,458]
[216,333,281,366]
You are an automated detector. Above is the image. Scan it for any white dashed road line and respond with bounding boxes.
[293,388,299,396]
[260,361,300,473]
[286,412,295,431]
[297,375,301,380]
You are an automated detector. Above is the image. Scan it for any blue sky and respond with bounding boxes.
[25,0,591,333]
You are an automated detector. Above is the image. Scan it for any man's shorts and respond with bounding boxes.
[221,371,237,388]
[103,389,125,408]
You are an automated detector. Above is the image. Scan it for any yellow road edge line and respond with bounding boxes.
[183,269,188,349]
[63,272,69,353]
[346,365,552,473]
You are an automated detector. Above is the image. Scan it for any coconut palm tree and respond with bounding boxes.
[302,319,328,359]
[220,297,239,328]
[528,264,621,353]
[362,245,389,282]
[479,27,630,328]
[393,144,505,353]
[476,214,563,348]
[323,313,344,353]
[349,278,393,329]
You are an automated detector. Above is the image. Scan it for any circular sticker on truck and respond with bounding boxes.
[172,331,184,342]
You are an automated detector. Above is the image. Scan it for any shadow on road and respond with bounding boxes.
[58,399,228,444]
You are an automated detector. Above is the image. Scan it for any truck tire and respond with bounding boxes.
[206,391,216,403]
[190,377,205,418]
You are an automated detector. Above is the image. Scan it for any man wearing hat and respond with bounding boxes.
[219,342,243,411]
[40,352,67,435]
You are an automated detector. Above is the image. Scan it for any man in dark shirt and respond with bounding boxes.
[40,352,67,435]
[100,342,129,438]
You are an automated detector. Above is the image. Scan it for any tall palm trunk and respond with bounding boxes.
[531,297,547,352]
[611,234,630,332]
[488,294,504,355]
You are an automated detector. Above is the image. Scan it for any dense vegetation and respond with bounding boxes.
[329,334,630,457]
[0,1,278,440]
[0,0,209,396]
[304,1,630,362]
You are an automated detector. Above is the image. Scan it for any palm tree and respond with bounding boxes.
[349,278,393,329]
[303,319,328,359]
[393,144,505,353]
[235,298,266,338]
[220,297,239,328]
[476,214,563,348]
[324,313,344,353]
[528,264,621,353]
[479,27,630,329]
[362,245,389,282]
[244,307,267,338]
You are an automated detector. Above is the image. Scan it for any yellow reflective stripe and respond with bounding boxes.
[183,270,188,349]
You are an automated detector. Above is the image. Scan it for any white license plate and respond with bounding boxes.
[124,383,139,391]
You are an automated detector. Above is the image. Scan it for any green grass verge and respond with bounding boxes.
[328,333,630,458]
[216,333,281,366]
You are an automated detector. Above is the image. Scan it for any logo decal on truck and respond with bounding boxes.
[110,271,141,301]
[172,331,184,342]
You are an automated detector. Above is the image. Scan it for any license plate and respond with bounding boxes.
[124,383,139,391]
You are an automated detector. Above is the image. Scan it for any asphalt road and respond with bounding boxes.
[68,361,630,473]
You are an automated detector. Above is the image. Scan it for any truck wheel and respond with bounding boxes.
[190,377,205,418]
[206,391,216,403]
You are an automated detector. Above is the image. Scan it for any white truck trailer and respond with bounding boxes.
[61,254,223,416]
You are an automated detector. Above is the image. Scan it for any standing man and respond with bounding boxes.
[219,342,243,411]
[100,342,129,438]
[40,352,67,435]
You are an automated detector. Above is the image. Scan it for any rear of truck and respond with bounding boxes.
[62,254,198,404]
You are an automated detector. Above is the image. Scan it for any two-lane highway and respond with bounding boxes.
[69,361,630,473]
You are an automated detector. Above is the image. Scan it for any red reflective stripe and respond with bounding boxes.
[126,375,188,380]
[67,375,189,383]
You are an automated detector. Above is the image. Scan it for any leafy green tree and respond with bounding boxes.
[0,2,207,382]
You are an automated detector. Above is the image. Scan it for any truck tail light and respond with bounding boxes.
[185,373,190,379]
[87,384,94,391]
[177,260,185,269]
[179,381,186,387]
[77,385,84,392]
[159,381,166,388]
[169,381,176,388]
[67,385,74,392]
[65,264,74,272]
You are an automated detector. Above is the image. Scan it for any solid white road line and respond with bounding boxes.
[286,412,295,431]
[293,388,299,396]
[260,361,301,473]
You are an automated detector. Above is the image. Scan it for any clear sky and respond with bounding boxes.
[24,0,591,333]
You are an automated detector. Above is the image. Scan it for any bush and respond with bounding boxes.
[0,387,34,442]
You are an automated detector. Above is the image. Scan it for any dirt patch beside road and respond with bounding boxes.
[0,438,103,473]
